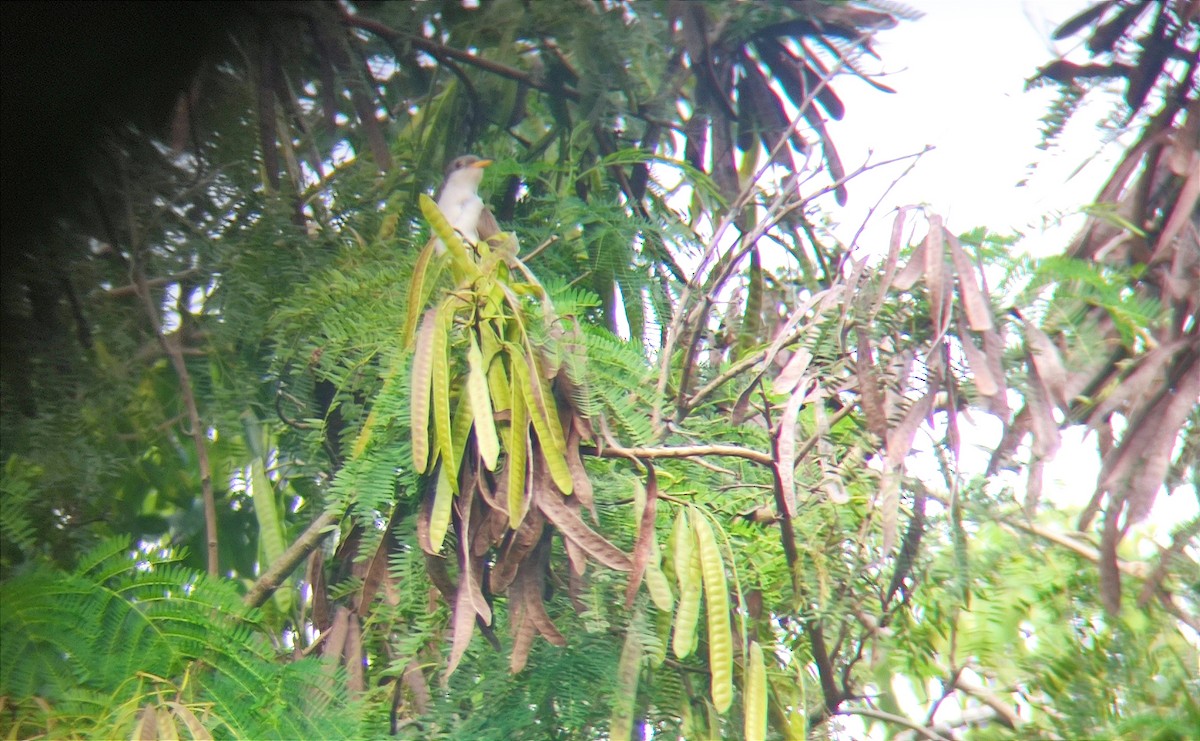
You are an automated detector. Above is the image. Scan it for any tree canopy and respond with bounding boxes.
[1,1,1196,739]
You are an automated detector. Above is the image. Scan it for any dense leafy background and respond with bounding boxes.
[1,2,1196,739]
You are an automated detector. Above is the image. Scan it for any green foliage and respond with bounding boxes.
[2,1,1196,738]
[0,537,359,739]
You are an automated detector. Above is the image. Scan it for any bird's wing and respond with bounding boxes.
[476,205,501,242]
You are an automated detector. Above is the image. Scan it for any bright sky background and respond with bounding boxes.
[828,0,1118,253]
[816,3,1196,734]
[825,0,1196,538]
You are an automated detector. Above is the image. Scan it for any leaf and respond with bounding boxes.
[427,466,454,554]
[772,348,812,396]
[1022,316,1069,408]
[610,612,644,741]
[483,325,512,412]
[446,556,477,676]
[402,237,439,349]
[644,536,674,613]
[958,327,999,397]
[625,469,658,608]
[671,509,701,659]
[924,217,948,336]
[892,235,926,291]
[165,703,213,741]
[565,422,597,521]
[410,309,439,473]
[535,484,632,572]
[948,232,994,331]
[490,507,544,594]
[855,326,888,441]
[467,334,500,470]
[775,380,807,518]
[744,640,768,741]
[432,300,457,489]
[872,206,913,316]
[513,348,574,494]
[506,385,530,530]
[509,534,566,671]
[692,509,733,713]
[883,390,936,553]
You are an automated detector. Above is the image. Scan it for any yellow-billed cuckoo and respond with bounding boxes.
[433,154,500,254]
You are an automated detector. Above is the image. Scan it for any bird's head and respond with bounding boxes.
[444,154,493,189]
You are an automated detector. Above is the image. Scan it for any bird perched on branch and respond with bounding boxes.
[433,154,500,254]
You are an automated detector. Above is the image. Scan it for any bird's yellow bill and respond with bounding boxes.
[472,159,493,168]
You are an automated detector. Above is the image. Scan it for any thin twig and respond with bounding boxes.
[122,162,221,577]
[834,707,952,741]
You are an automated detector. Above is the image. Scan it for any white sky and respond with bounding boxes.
[825,0,1196,535]
[827,0,1119,251]
[817,4,1197,734]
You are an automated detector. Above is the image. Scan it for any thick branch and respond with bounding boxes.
[952,674,1019,729]
[244,510,341,608]
[835,707,952,741]
[840,705,950,738]
[592,442,772,466]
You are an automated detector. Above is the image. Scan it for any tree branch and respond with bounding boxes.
[835,706,952,741]
[592,442,772,466]
[244,509,341,608]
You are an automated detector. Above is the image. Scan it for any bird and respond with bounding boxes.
[433,154,500,254]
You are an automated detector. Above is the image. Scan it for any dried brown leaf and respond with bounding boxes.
[772,348,812,396]
[1025,457,1044,517]
[981,327,1012,420]
[306,548,331,632]
[345,614,364,692]
[924,218,948,337]
[537,482,632,572]
[856,325,888,441]
[872,207,913,317]
[1025,362,1062,460]
[775,380,807,518]
[880,468,900,555]
[1101,356,1200,525]
[566,423,598,521]
[959,326,999,397]
[446,561,479,676]
[322,606,350,662]
[1099,505,1124,615]
[947,231,994,331]
[356,507,398,620]
[490,507,544,593]
[1022,318,1069,408]
[625,469,659,608]
[1087,339,1182,426]
[885,390,936,470]
[893,237,926,291]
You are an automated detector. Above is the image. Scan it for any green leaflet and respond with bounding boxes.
[432,299,456,491]
[609,614,643,741]
[745,640,767,741]
[692,509,733,713]
[512,349,573,494]
[402,238,438,350]
[482,324,511,413]
[429,466,454,553]
[410,309,438,473]
[672,509,701,659]
[467,334,500,470]
[645,537,674,613]
[507,382,530,529]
